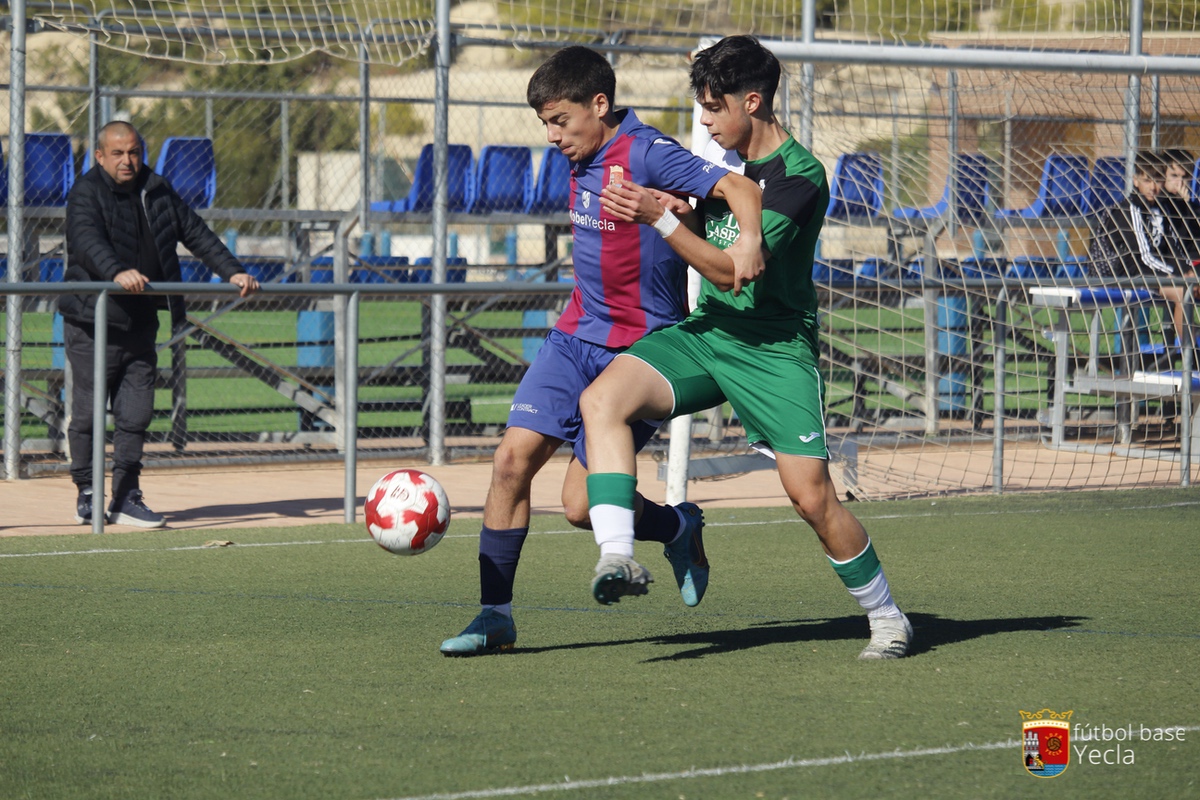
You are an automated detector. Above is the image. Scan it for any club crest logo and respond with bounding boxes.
[1020,708,1073,778]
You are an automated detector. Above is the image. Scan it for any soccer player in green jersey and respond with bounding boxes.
[584,34,912,659]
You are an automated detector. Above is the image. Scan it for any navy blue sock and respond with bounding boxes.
[633,499,681,544]
[478,526,529,606]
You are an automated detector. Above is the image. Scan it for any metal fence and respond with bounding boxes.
[5,0,1200,498]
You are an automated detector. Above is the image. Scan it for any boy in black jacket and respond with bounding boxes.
[1088,151,1198,348]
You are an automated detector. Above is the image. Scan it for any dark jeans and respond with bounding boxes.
[65,318,158,503]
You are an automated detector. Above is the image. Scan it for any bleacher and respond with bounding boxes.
[820,150,1197,444]
[8,134,1195,453]
[7,134,577,444]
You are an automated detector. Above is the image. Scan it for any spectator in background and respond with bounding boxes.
[61,120,258,528]
[1089,151,1198,348]
[1160,148,1200,252]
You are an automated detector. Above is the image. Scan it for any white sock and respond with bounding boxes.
[591,504,635,558]
[482,603,512,618]
[847,570,903,620]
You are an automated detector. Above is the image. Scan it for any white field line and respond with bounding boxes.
[377,739,1020,800]
[4,498,1198,559]
[0,539,368,558]
[373,725,1199,800]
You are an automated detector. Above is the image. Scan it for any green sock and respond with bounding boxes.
[586,473,637,511]
[828,540,882,590]
[587,473,637,557]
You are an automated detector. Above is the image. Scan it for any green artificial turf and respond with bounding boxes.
[1,488,1197,799]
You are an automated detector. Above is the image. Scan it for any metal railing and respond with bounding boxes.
[0,277,577,529]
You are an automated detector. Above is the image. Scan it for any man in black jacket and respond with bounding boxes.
[61,120,258,527]
[1088,151,1198,348]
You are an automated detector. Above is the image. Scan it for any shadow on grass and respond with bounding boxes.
[166,496,345,525]
[514,612,1088,661]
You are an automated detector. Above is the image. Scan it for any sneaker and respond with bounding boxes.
[662,502,709,607]
[591,554,653,605]
[858,613,913,660]
[108,490,166,529]
[74,488,93,525]
[440,609,517,657]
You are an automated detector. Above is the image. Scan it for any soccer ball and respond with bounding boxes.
[364,469,451,555]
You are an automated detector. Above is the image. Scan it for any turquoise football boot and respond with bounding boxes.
[662,502,709,607]
[440,608,517,656]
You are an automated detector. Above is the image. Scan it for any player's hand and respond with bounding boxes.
[600,179,668,226]
[113,269,150,293]
[646,187,695,218]
[228,272,260,298]
[726,234,767,296]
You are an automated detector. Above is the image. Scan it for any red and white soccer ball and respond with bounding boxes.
[364,469,451,555]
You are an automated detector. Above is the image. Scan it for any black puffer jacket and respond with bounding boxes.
[60,165,243,331]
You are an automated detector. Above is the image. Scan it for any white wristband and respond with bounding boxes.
[652,209,680,238]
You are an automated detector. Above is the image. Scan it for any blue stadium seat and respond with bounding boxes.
[1055,258,1090,279]
[1085,156,1125,214]
[156,136,216,209]
[855,257,890,282]
[412,256,467,284]
[1005,257,1053,279]
[826,152,885,222]
[893,154,993,227]
[469,145,534,214]
[526,146,572,215]
[1191,158,1200,200]
[959,257,1006,280]
[899,256,928,282]
[811,258,854,284]
[309,256,335,283]
[372,143,475,214]
[996,154,1089,220]
[179,258,214,283]
[307,255,410,283]
[354,255,410,283]
[898,255,959,282]
[23,133,75,206]
[239,256,293,284]
[39,257,65,282]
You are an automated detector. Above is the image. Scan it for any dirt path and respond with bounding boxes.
[0,455,795,537]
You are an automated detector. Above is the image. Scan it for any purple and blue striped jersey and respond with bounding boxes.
[556,109,727,349]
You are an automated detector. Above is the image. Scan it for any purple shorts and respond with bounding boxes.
[509,328,660,466]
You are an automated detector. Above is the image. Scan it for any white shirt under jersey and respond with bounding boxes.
[701,138,745,175]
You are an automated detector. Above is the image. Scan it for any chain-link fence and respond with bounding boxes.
[4,0,1200,496]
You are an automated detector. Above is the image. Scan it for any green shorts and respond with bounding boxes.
[624,314,829,458]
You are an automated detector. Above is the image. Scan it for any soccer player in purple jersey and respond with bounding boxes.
[440,46,765,656]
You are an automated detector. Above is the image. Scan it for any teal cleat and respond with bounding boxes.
[662,502,709,607]
[440,608,517,657]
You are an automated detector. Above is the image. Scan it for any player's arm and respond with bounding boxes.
[600,179,743,294]
[646,187,704,233]
[706,172,766,293]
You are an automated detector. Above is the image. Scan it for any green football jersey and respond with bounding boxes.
[694,136,828,338]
